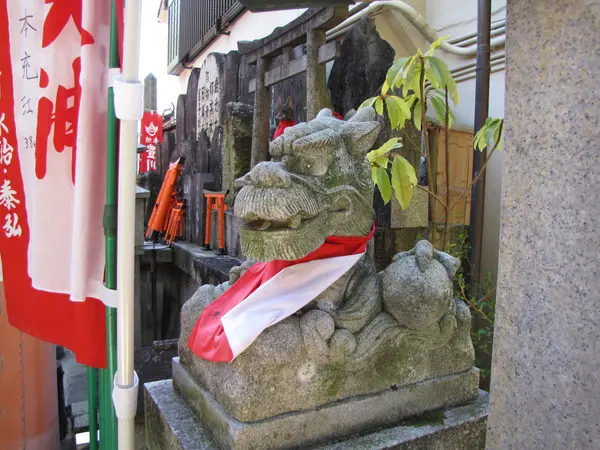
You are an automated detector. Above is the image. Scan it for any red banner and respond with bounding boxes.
[0,0,108,368]
[140,111,163,146]
[139,111,162,173]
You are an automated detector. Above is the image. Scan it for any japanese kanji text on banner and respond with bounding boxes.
[0,0,122,367]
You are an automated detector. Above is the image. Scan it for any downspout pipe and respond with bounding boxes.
[468,0,491,296]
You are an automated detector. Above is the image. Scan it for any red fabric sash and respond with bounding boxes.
[188,224,375,362]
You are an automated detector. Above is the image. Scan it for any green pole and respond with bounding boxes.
[100,0,120,448]
[86,367,99,450]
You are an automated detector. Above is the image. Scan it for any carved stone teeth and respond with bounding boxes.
[256,221,272,231]
[288,215,302,230]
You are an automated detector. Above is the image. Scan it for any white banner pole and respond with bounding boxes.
[112,0,142,448]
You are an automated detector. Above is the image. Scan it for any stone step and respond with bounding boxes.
[144,379,489,450]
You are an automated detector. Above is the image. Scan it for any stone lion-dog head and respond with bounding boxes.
[235,107,381,261]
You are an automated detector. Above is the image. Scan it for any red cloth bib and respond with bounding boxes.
[188,224,375,362]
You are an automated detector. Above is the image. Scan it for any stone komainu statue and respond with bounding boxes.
[178,107,476,428]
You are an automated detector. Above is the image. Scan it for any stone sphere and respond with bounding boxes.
[379,242,454,330]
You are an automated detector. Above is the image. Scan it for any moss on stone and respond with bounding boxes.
[399,410,445,428]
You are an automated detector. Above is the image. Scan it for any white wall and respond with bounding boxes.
[177,8,307,93]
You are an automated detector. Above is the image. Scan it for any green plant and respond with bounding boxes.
[360,37,505,251]
[360,37,458,213]
[360,39,505,387]
[449,227,496,385]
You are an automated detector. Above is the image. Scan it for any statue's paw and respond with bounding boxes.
[332,273,382,333]
[179,284,220,357]
[439,313,458,341]
[329,329,357,366]
[229,259,257,284]
[300,309,335,363]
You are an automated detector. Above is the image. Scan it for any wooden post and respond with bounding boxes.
[0,284,60,450]
[251,56,272,167]
[306,28,329,120]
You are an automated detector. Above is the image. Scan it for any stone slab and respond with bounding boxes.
[172,357,479,450]
[391,185,429,229]
[487,1,600,448]
[172,241,242,285]
[145,379,488,450]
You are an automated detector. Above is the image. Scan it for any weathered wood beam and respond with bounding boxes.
[239,7,347,63]
[250,56,272,167]
[306,28,330,119]
[248,40,340,93]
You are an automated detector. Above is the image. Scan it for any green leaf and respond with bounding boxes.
[474,118,504,152]
[371,166,379,184]
[426,36,449,56]
[413,99,422,131]
[404,94,418,109]
[378,156,390,167]
[474,127,486,151]
[359,97,377,111]
[375,96,384,115]
[493,122,503,151]
[379,137,401,154]
[391,156,417,210]
[484,122,496,149]
[428,56,452,93]
[393,95,412,119]
[382,80,390,96]
[386,96,411,129]
[370,155,389,168]
[446,75,459,105]
[367,138,402,162]
[393,56,417,90]
[449,108,457,125]
[403,63,422,98]
[430,95,449,128]
[386,57,409,89]
[424,67,437,89]
[377,168,392,204]
[386,96,401,129]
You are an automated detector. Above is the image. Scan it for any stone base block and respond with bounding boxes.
[145,379,488,450]
[160,357,480,450]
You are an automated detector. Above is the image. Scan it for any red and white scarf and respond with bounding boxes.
[188,224,375,362]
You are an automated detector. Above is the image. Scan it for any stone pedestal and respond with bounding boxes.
[487,0,600,448]
[145,377,489,450]
[171,358,479,450]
